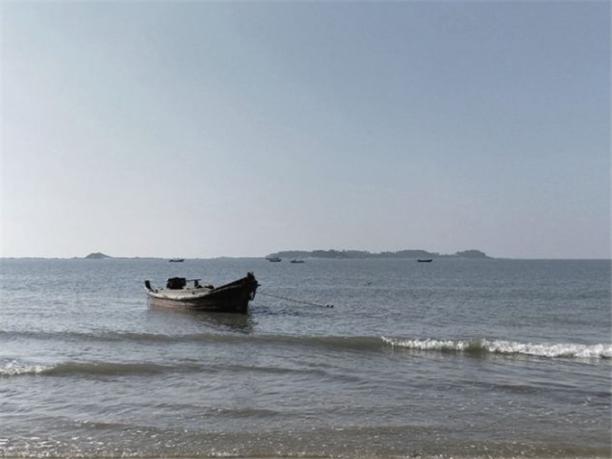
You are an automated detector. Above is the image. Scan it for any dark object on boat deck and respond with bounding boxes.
[290,259,305,264]
[144,273,259,314]
[266,257,282,262]
[417,259,433,263]
[169,258,185,262]
[166,277,187,289]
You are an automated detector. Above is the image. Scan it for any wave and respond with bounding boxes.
[0,329,384,350]
[381,337,612,359]
[0,360,200,377]
[0,329,187,343]
[2,329,610,361]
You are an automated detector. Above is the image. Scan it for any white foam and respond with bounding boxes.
[0,360,49,376]
[481,339,612,359]
[381,337,612,359]
[381,337,473,351]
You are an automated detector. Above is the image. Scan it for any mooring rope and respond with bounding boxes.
[257,291,334,308]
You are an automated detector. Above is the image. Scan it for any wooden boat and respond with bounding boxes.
[290,259,305,264]
[266,257,282,262]
[169,258,185,262]
[417,259,433,263]
[144,273,259,314]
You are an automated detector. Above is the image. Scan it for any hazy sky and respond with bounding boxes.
[1,1,609,258]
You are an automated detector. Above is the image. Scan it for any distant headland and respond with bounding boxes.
[265,249,490,259]
[84,252,112,259]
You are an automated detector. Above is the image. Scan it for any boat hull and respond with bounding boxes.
[146,274,258,314]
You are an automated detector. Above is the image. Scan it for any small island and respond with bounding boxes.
[84,252,111,259]
[265,249,490,259]
[453,249,489,259]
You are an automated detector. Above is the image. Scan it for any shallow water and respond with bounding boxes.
[0,258,610,458]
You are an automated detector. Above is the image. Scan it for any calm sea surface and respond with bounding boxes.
[0,258,610,458]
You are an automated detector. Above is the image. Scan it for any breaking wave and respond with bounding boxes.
[2,329,610,363]
[381,337,612,359]
[0,360,49,376]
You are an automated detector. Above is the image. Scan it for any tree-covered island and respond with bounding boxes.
[266,249,490,259]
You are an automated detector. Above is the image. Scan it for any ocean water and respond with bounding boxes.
[0,257,610,458]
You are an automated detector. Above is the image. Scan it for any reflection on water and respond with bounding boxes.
[146,306,254,334]
[186,310,254,333]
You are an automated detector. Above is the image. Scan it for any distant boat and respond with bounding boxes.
[290,259,305,264]
[417,259,433,263]
[266,257,282,262]
[169,258,185,263]
[144,273,259,314]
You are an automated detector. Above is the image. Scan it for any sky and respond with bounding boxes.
[0,1,609,259]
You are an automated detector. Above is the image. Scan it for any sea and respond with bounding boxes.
[0,257,610,458]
